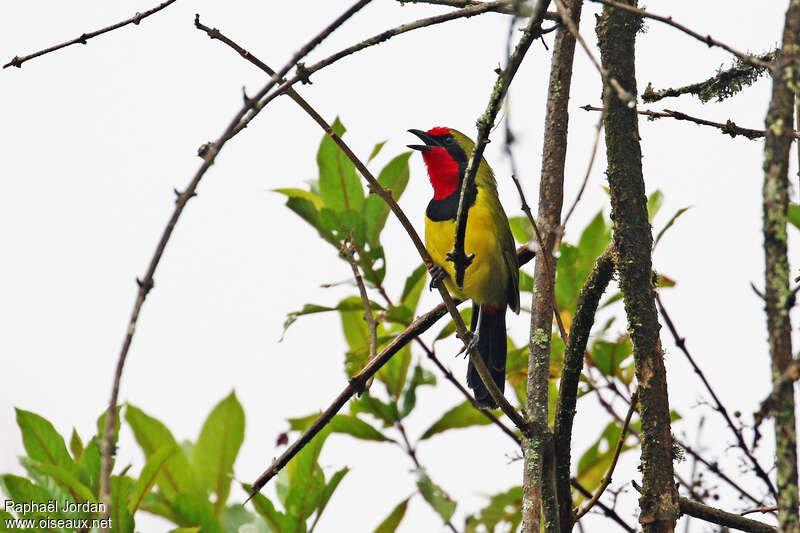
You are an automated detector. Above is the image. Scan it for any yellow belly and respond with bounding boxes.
[425,192,509,305]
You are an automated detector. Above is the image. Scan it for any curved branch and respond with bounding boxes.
[678,498,777,533]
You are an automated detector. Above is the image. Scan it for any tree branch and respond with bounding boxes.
[761,2,800,530]
[575,390,637,519]
[655,293,777,499]
[3,0,179,69]
[678,498,777,533]
[194,15,531,442]
[448,0,552,287]
[596,2,679,530]
[398,0,562,19]
[642,51,777,104]
[589,0,773,69]
[581,104,800,140]
[554,248,614,529]
[97,1,375,526]
[570,479,636,532]
[341,242,378,389]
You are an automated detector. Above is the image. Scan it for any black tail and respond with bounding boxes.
[466,303,507,409]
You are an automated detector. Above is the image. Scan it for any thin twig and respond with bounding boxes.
[570,479,636,532]
[196,15,531,444]
[575,390,637,519]
[551,0,635,106]
[678,498,777,533]
[449,0,551,287]
[656,293,778,499]
[230,0,519,137]
[341,242,378,386]
[98,1,375,525]
[642,51,777,104]
[3,0,179,69]
[741,506,779,517]
[581,104,800,140]
[563,99,605,226]
[588,0,773,70]
[398,0,562,19]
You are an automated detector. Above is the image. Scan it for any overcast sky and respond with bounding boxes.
[1,1,797,531]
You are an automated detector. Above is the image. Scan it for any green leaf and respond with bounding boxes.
[400,364,436,418]
[192,392,245,515]
[318,118,364,213]
[368,140,387,163]
[349,394,399,427]
[415,470,456,523]
[519,270,533,292]
[173,493,223,533]
[97,406,123,448]
[244,483,300,533]
[76,439,100,496]
[555,211,611,314]
[278,194,337,246]
[374,498,409,533]
[377,330,411,398]
[576,421,635,501]
[28,461,95,503]
[465,486,522,533]
[311,467,349,531]
[339,296,372,377]
[435,307,472,341]
[647,189,664,222]
[508,216,533,244]
[420,401,492,440]
[15,409,75,474]
[1,474,57,517]
[69,428,84,460]
[789,203,800,230]
[362,152,411,247]
[222,504,256,533]
[274,188,325,210]
[654,206,691,247]
[282,300,382,340]
[591,337,633,378]
[284,427,331,523]
[400,264,427,315]
[141,492,181,524]
[129,444,175,514]
[506,344,530,406]
[125,405,194,499]
[168,528,202,533]
[288,414,393,442]
[110,476,135,533]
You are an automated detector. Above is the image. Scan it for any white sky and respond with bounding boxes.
[1,1,797,532]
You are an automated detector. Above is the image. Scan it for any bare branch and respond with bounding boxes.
[571,480,637,532]
[563,97,606,226]
[678,498,777,533]
[4,0,178,69]
[398,0,562,19]
[581,104,800,140]
[589,0,773,70]
[341,243,378,390]
[98,1,374,526]
[741,506,779,517]
[576,390,637,519]
[656,294,777,498]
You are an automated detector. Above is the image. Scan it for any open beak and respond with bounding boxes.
[407,129,436,151]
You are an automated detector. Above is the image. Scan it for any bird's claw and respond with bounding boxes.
[457,330,479,359]
[428,265,448,291]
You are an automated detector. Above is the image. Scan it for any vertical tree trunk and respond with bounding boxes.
[762,3,800,532]
[596,2,678,532]
[521,2,582,532]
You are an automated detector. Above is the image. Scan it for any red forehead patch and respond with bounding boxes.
[427,126,451,136]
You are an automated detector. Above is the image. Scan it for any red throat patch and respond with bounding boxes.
[421,146,459,199]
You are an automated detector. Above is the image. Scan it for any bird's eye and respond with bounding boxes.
[444,136,454,145]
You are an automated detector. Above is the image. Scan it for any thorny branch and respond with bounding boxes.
[589,0,774,69]
[581,104,800,140]
[97,0,375,526]
[3,0,179,69]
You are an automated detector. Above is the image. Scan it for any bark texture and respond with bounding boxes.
[596,2,678,531]
[762,2,800,531]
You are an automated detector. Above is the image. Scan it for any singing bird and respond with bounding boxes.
[408,127,519,409]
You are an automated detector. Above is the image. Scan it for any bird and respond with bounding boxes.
[408,126,519,409]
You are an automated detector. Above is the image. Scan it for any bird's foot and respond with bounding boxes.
[428,265,448,291]
[457,330,479,359]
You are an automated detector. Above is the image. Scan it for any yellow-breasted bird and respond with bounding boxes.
[408,127,519,409]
